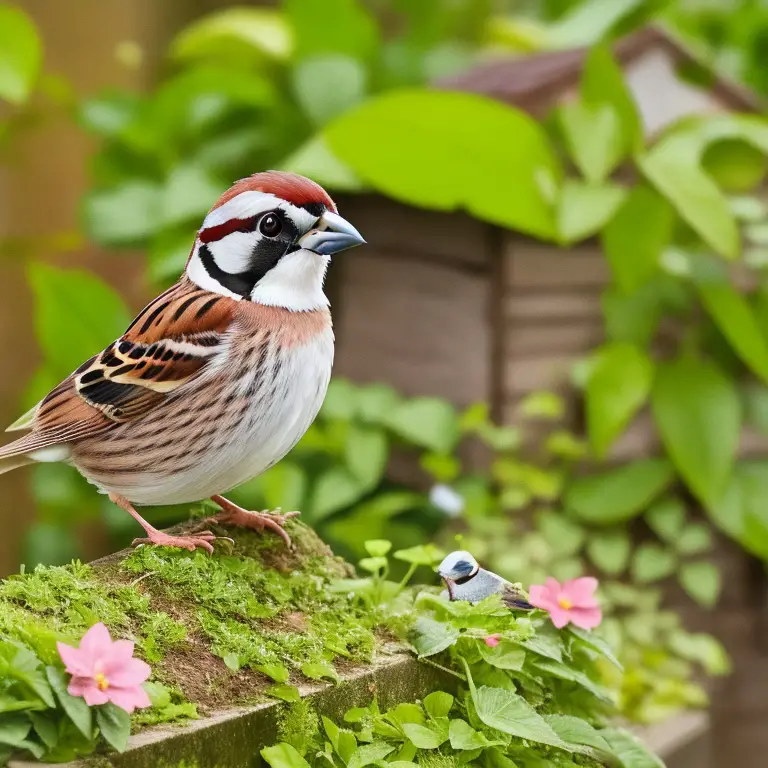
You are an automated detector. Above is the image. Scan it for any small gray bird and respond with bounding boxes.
[437,551,532,610]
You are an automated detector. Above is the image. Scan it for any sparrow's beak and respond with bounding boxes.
[441,576,455,601]
[298,211,365,256]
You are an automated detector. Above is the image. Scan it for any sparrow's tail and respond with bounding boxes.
[0,454,34,475]
[502,587,534,611]
[0,434,41,475]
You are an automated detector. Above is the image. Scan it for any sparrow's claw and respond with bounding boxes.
[209,496,300,548]
[131,529,219,555]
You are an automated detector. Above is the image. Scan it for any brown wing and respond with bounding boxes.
[1,280,235,458]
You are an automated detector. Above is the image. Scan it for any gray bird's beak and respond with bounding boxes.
[299,210,365,256]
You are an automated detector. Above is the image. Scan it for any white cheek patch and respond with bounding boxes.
[186,242,244,301]
[250,249,330,311]
[207,231,262,274]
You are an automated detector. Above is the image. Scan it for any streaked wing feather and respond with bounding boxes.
[501,585,533,611]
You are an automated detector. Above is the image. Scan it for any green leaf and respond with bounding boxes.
[27,264,132,381]
[533,659,613,703]
[638,133,739,259]
[402,722,448,749]
[652,356,741,507]
[601,185,672,292]
[586,529,630,575]
[345,425,387,489]
[394,544,445,566]
[301,662,339,683]
[586,342,654,458]
[348,742,395,768]
[463,661,567,750]
[256,663,289,683]
[286,0,378,61]
[479,639,526,671]
[599,727,665,768]
[679,562,721,607]
[558,102,622,183]
[537,510,584,557]
[645,497,687,543]
[325,89,561,239]
[411,618,459,658]
[698,280,768,384]
[83,181,162,245]
[547,0,645,49]
[293,55,367,126]
[631,543,677,584]
[569,626,623,670]
[364,539,391,558]
[544,715,612,754]
[267,684,301,703]
[566,459,674,525]
[46,667,92,739]
[321,378,359,420]
[448,719,504,750]
[0,5,41,104]
[262,743,312,768]
[557,180,626,243]
[518,391,564,420]
[385,397,460,453]
[160,164,223,227]
[0,713,31,747]
[280,135,364,192]
[423,692,454,719]
[309,468,366,521]
[675,523,713,555]
[95,703,131,753]
[261,462,307,513]
[601,281,665,347]
[171,7,292,63]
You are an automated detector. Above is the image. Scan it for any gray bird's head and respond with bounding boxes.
[437,550,480,598]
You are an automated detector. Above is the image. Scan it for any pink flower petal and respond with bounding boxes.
[107,686,152,714]
[568,606,603,630]
[484,634,501,647]
[528,584,559,613]
[79,623,113,656]
[56,642,92,677]
[561,577,599,608]
[81,685,110,707]
[105,657,151,688]
[544,577,562,596]
[104,639,135,666]
[547,606,572,629]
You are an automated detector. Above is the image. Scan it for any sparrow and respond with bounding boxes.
[437,551,532,610]
[0,171,365,553]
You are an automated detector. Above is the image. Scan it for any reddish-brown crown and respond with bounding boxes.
[210,171,337,214]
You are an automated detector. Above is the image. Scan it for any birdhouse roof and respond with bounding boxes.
[437,25,759,119]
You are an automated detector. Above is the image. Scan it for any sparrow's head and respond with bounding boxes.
[437,551,480,597]
[186,171,364,310]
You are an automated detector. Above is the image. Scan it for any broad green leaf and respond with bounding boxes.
[668,632,730,675]
[580,44,642,155]
[601,283,664,347]
[385,397,460,453]
[547,0,645,49]
[557,180,626,243]
[565,459,674,525]
[325,89,561,239]
[27,264,132,381]
[423,692,454,719]
[630,543,677,584]
[586,529,630,575]
[364,539,391,557]
[0,5,41,104]
[79,92,140,138]
[411,618,459,657]
[345,425,387,489]
[160,164,223,227]
[267,684,301,703]
[679,562,721,607]
[479,640,526,671]
[448,718,504,750]
[83,181,162,245]
[558,102,622,183]
[301,662,339,682]
[286,0,379,61]
[256,663,289,683]
[464,667,567,750]
[309,468,366,521]
[586,342,654,458]
[321,378,359,420]
[599,727,665,768]
[537,510,584,557]
[348,742,395,768]
[533,659,613,703]
[543,715,612,754]
[638,133,739,259]
[675,523,713,555]
[645,497,686,543]
[518,391,564,420]
[569,626,623,670]
[0,713,31,747]
[46,667,92,738]
[393,544,445,566]
[95,703,131,753]
[171,8,292,63]
[703,138,767,192]
[402,722,448,749]
[601,185,672,292]
[281,135,364,192]
[262,743,311,768]
[261,462,307,512]
[698,281,768,384]
[652,356,741,507]
[292,55,367,126]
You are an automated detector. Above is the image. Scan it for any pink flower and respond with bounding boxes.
[528,577,602,630]
[56,623,152,713]
[484,634,501,647]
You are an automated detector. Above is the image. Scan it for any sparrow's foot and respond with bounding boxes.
[131,529,218,554]
[208,495,300,547]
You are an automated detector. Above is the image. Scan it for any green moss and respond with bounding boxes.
[0,519,379,729]
[277,699,320,756]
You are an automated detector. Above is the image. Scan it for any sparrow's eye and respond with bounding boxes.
[259,213,282,238]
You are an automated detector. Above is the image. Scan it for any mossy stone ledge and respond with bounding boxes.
[2,519,452,768]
